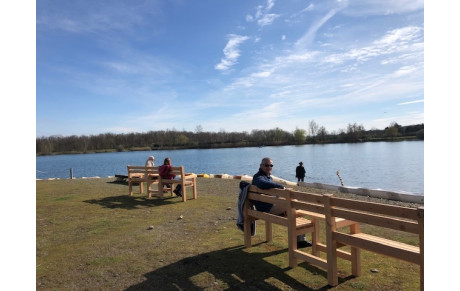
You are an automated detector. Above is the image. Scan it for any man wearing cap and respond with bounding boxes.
[295,161,306,183]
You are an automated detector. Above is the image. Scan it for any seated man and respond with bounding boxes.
[252,157,311,248]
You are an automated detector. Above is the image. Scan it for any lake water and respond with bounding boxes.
[36,141,424,195]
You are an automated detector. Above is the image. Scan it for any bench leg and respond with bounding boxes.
[324,194,338,286]
[129,183,133,196]
[265,221,272,242]
[182,183,187,202]
[147,182,155,198]
[140,182,144,194]
[244,219,252,248]
[312,218,320,256]
[288,208,298,268]
[193,179,197,199]
[350,223,361,277]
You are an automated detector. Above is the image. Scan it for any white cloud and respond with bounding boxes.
[215,34,249,71]
[295,8,341,48]
[342,0,423,16]
[258,14,280,27]
[248,0,280,27]
[393,65,418,77]
[251,71,272,78]
[373,26,423,47]
[324,26,423,64]
[397,99,424,105]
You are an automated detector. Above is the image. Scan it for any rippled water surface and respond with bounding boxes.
[36,141,424,195]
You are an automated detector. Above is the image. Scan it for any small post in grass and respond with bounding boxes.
[70,168,73,179]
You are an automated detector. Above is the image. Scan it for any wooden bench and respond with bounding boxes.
[322,194,424,289]
[158,166,197,202]
[242,187,423,289]
[127,165,159,198]
[286,190,360,277]
[242,187,359,276]
[243,185,316,250]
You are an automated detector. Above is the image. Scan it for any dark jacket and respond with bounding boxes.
[296,165,306,178]
[236,181,255,236]
[251,168,284,212]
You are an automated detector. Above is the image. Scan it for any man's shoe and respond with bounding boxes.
[297,240,312,248]
[173,189,182,197]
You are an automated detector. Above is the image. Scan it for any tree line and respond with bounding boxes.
[36,121,424,155]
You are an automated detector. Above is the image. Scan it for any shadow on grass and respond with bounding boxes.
[107,180,129,186]
[126,245,340,291]
[84,194,180,210]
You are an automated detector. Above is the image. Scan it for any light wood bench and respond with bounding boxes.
[158,166,197,202]
[286,190,360,276]
[243,185,316,250]
[127,165,159,198]
[322,194,424,289]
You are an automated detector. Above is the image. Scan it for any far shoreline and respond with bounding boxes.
[36,137,422,157]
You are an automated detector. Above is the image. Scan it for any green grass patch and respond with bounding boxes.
[37,177,421,290]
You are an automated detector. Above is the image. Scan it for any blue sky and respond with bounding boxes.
[36,0,424,137]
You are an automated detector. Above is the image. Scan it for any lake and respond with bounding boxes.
[36,140,424,195]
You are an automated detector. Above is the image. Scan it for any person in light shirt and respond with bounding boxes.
[145,156,155,167]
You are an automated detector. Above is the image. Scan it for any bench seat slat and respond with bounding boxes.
[333,232,420,265]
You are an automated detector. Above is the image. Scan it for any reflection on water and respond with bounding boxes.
[36,141,423,195]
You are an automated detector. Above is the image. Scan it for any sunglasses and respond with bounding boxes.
[264,164,274,168]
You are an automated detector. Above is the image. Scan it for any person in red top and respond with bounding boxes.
[159,157,182,197]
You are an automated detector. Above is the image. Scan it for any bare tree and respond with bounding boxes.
[309,120,319,137]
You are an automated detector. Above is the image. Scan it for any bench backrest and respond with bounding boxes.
[167,166,186,178]
[127,165,159,177]
[127,165,146,176]
[247,185,290,204]
[288,189,325,216]
[326,194,423,236]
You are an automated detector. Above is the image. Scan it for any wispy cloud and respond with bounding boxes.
[215,34,249,71]
[36,0,160,34]
[246,0,280,27]
[324,26,423,64]
[397,99,424,105]
[342,0,424,16]
[295,7,341,48]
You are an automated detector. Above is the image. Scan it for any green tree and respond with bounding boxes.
[384,122,400,138]
[175,134,189,145]
[293,127,307,143]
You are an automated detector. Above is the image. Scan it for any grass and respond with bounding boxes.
[37,177,421,290]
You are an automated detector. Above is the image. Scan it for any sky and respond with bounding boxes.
[35,0,425,137]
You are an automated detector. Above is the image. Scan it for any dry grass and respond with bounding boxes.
[36,177,421,290]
